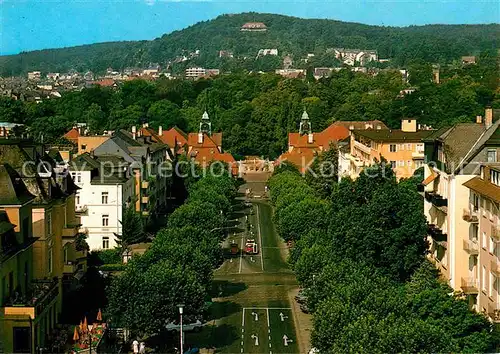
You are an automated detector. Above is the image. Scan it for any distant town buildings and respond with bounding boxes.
[219,50,234,58]
[283,55,294,69]
[27,71,41,80]
[257,49,278,57]
[275,69,305,79]
[185,67,220,79]
[330,48,378,66]
[461,56,477,65]
[240,22,267,32]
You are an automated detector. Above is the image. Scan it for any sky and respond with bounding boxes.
[1,0,499,55]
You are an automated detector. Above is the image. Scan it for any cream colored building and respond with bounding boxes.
[422,108,500,319]
[349,118,433,179]
[463,165,500,320]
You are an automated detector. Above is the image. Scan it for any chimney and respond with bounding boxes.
[476,115,483,124]
[158,126,163,136]
[132,126,136,140]
[198,132,203,144]
[143,122,149,128]
[308,133,313,144]
[485,107,493,129]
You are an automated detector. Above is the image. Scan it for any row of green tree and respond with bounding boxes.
[0,52,497,158]
[1,13,499,75]
[269,163,499,352]
[106,168,236,336]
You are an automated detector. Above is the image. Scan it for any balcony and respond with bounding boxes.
[463,239,479,255]
[412,151,425,159]
[3,278,59,319]
[425,191,448,209]
[353,140,371,155]
[75,205,88,216]
[488,302,500,323]
[492,225,500,242]
[63,223,81,238]
[141,196,149,204]
[491,260,500,277]
[141,180,149,189]
[428,224,447,243]
[460,277,479,294]
[462,208,479,223]
[63,262,78,274]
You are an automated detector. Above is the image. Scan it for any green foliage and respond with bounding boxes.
[1,50,497,155]
[269,160,496,352]
[91,249,121,265]
[106,173,235,335]
[1,13,498,75]
[115,203,146,250]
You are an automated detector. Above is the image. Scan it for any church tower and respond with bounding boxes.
[198,111,212,144]
[299,110,312,135]
[199,111,212,136]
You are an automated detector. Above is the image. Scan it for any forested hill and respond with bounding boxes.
[1,12,499,76]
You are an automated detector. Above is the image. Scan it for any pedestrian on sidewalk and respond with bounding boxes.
[139,342,146,354]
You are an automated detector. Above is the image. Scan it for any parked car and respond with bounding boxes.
[300,303,310,314]
[166,320,203,332]
[295,289,308,304]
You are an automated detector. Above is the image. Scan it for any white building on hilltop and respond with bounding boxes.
[69,153,136,250]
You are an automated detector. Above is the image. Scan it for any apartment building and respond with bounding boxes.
[349,118,433,179]
[422,108,500,318]
[462,164,500,320]
[92,128,171,219]
[0,138,85,353]
[69,153,135,250]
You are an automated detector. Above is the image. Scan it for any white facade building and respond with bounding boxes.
[70,154,135,250]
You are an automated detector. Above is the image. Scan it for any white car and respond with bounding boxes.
[308,348,320,354]
[165,319,203,332]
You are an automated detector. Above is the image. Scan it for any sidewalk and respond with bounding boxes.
[288,287,313,353]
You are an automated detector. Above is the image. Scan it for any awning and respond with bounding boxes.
[422,170,438,186]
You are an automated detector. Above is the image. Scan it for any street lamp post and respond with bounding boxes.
[177,304,184,354]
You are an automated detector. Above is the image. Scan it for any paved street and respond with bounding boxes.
[188,182,307,353]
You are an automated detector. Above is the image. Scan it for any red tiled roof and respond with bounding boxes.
[92,79,115,87]
[160,127,188,147]
[277,149,317,173]
[139,127,164,144]
[331,120,388,130]
[187,133,219,149]
[63,128,80,143]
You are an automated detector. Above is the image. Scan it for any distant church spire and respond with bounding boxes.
[199,111,212,136]
[299,110,311,135]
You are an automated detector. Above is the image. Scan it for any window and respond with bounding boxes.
[102,237,109,249]
[472,194,479,211]
[407,143,412,151]
[102,214,109,227]
[397,160,405,167]
[64,246,68,264]
[81,144,87,151]
[101,192,108,204]
[407,160,412,167]
[487,149,497,163]
[482,232,487,249]
[76,192,80,205]
[390,144,397,153]
[490,237,495,254]
[482,265,486,292]
[47,212,52,236]
[491,170,500,186]
[390,161,396,169]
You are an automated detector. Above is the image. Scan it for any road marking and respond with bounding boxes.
[266,308,270,328]
[242,308,245,327]
[256,203,264,271]
[243,307,292,310]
